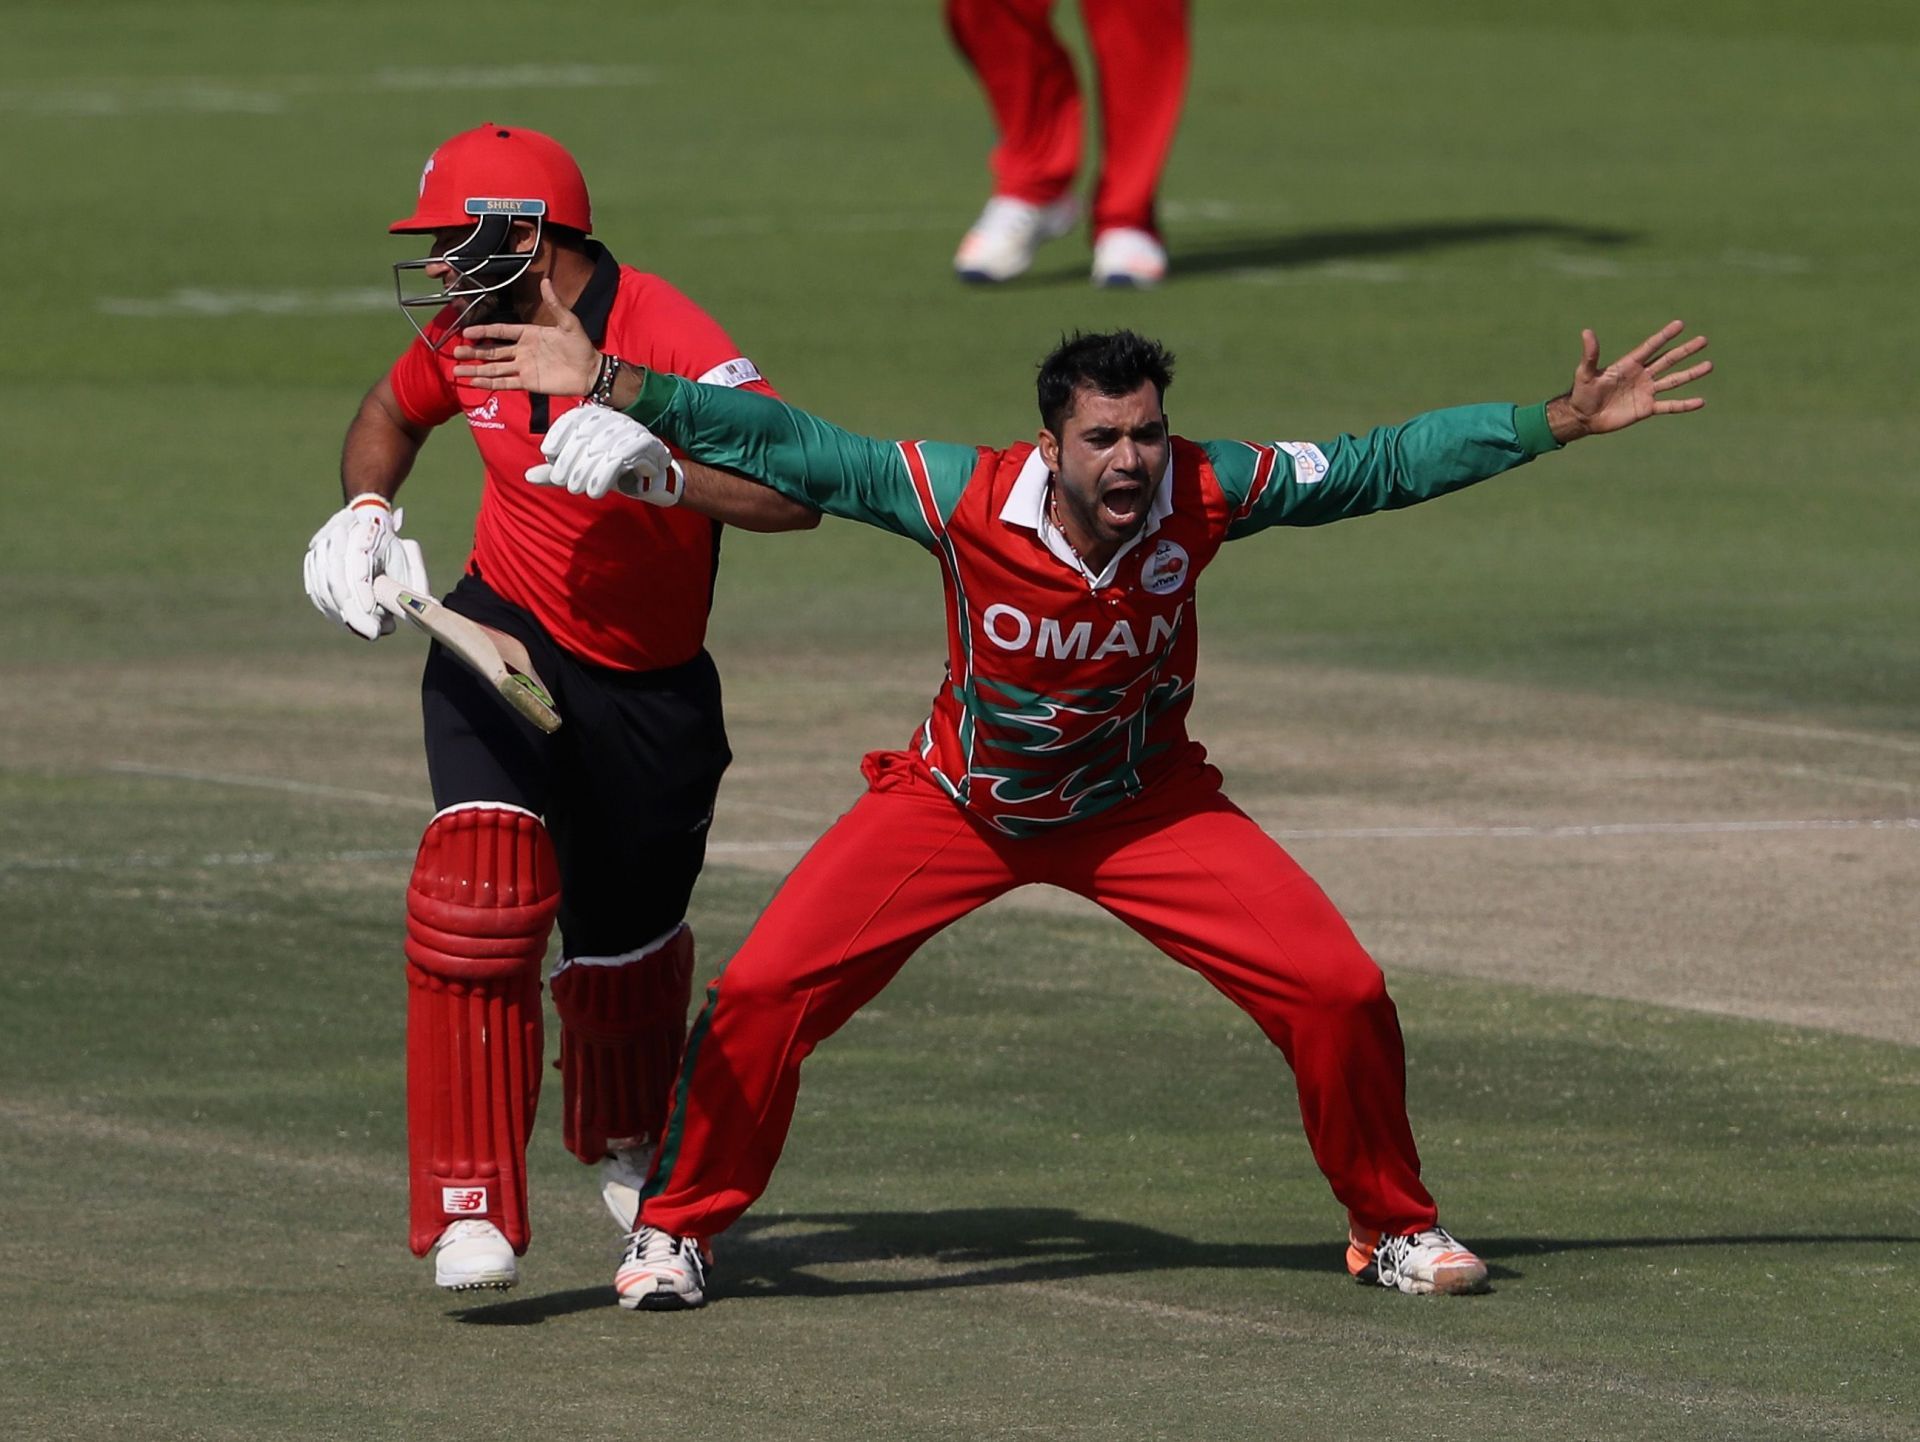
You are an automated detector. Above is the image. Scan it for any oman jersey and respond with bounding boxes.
[385,242,776,671]
[627,371,1561,836]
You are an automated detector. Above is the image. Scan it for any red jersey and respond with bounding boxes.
[386,244,777,671]
[901,439,1222,831]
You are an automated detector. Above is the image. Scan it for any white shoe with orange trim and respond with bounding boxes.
[1090,227,1168,288]
[433,1219,518,1292]
[1347,1223,1488,1295]
[954,195,1079,283]
[614,1225,710,1310]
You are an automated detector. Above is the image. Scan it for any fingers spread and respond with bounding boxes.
[1652,358,1714,392]
[1645,334,1708,377]
[1626,319,1686,365]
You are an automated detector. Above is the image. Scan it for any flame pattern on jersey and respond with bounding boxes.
[940,625,1196,836]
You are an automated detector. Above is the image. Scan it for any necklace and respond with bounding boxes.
[1046,480,1095,570]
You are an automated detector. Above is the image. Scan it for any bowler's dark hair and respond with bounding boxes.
[1036,330,1176,434]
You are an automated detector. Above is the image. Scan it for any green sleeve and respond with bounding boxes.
[626,369,975,546]
[1209,401,1562,540]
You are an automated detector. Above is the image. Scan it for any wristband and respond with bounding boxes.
[590,353,626,408]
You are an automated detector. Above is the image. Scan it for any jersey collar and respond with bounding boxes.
[573,241,620,346]
[999,444,1174,588]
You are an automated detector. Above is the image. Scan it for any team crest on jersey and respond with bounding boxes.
[465,395,504,430]
[1140,539,1190,596]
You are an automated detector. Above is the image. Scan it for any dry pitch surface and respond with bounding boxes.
[12,643,1913,1047]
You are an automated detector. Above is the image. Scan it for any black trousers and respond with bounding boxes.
[420,572,731,957]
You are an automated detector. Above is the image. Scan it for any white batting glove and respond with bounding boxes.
[527,404,684,505]
[302,495,430,641]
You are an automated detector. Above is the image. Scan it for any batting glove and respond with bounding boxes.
[528,404,684,505]
[302,495,430,641]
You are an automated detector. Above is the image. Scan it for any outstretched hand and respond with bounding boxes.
[453,278,601,395]
[1546,320,1712,443]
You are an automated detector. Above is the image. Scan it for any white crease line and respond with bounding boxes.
[19,818,1910,876]
[1706,717,1920,755]
[106,761,424,808]
[0,1099,396,1188]
[0,65,657,115]
[2,848,414,874]
[1258,818,1919,840]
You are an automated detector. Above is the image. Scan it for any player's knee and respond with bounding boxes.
[706,953,809,1015]
[405,802,560,983]
[1307,953,1391,1016]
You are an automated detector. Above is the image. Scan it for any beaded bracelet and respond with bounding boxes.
[589,353,625,408]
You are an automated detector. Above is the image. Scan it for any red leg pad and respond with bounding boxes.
[404,804,559,1257]
[550,926,696,1164]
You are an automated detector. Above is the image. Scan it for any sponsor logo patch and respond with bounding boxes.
[442,1186,489,1214]
[1140,539,1191,596]
[465,394,504,430]
[1277,441,1330,486]
[696,357,764,389]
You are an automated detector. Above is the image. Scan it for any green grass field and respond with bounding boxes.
[2,2,1915,1438]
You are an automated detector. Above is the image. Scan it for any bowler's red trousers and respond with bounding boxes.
[640,750,1439,1238]
[945,0,1191,236]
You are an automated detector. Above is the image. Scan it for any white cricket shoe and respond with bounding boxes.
[954,195,1079,283]
[598,1140,656,1230]
[1091,227,1168,288]
[433,1219,518,1292]
[1347,1223,1488,1295]
[614,1224,710,1310]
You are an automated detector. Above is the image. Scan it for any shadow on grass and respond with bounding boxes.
[450,1208,1914,1322]
[1020,216,1637,286]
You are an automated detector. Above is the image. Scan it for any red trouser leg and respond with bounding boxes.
[1062,770,1438,1234]
[945,0,1083,205]
[641,756,1020,1239]
[404,804,559,1256]
[1080,0,1189,235]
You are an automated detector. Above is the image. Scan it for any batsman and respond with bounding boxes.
[456,305,1710,1307]
[301,125,817,1294]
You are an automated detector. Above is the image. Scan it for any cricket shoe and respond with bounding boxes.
[954,195,1079,283]
[433,1219,518,1292]
[1091,227,1168,288]
[1347,1223,1488,1295]
[614,1224,711,1310]
[598,1139,656,1230]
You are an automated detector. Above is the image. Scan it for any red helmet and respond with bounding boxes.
[390,123,592,234]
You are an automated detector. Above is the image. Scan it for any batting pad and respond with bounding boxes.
[550,924,696,1165]
[404,803,559,1257]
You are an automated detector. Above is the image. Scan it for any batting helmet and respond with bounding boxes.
[390,123,592,234]
[389,124,592,347]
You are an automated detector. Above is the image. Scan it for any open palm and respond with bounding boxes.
[1560,320,1712,438]
[452,279,602,396]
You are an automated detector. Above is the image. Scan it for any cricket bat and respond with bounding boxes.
[373,575,562,734]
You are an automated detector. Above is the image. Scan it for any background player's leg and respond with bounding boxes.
[1060,772,1437,1236]
[638,754,1021,1245]
[1080,0,1188,284]
[945,0,1084,206]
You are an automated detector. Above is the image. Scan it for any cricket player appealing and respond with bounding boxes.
[302,124,817,1294]
[453,309,1710,1308]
